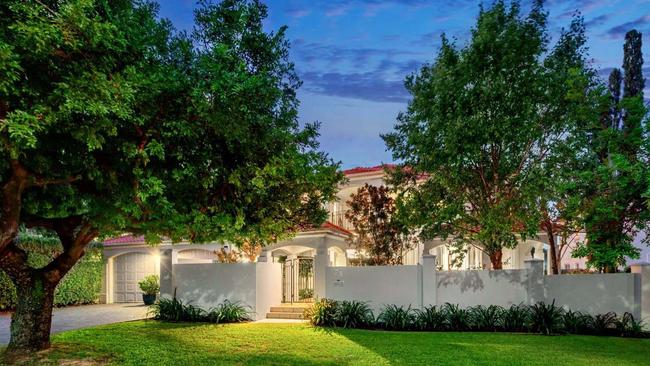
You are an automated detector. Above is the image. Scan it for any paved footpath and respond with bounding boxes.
[0,303,150,345]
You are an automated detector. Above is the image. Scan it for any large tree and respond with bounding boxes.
[345,184,416,265]
[383,1,592,269]
[572,30,649,272]
[0,0,341,355]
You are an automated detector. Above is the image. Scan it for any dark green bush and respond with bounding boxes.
[207,300,251,323]
[0,241,103,310]
[501,304,530,332]
[443,303,471,331]
[529,300,564,335]
[617,312,646,338]
[415,305,447,331]
[304,298,338,327]
[470,305,504,332]
[377,305,417,330]
[150,294,250,323]
[589,311,619,336]
[562,310,592,334]
[336,300,374,328]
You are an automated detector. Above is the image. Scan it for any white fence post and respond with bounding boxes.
[422,254,437,307]
[631,263,650,324]
[524,258,544,305]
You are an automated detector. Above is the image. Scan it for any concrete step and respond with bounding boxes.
[270,306,306,313]
[266,312,304,320]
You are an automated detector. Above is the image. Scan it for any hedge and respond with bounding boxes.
[0,236,103,311]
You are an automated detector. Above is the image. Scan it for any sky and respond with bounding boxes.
[158,0,650,169]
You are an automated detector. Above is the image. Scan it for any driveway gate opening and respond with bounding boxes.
[282,257,314,303]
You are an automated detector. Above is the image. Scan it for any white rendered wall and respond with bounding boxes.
[255,262,282,319]
[326,265,422,313]
[545,273,640,318]
[436,269,529,308]
[173,263,257,313]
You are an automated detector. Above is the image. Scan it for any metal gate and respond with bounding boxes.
[282,257,314,303]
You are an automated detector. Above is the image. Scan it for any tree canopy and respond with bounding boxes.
[383,0,593,269]
[0,0,341,353]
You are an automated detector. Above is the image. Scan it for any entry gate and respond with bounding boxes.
[282,257,314,303]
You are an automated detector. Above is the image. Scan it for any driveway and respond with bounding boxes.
[0,303,150,345]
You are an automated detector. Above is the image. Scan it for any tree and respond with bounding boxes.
[572,30,649,272]
[345,184,416,265]
[0,0,341,354]
[383,1,592,269]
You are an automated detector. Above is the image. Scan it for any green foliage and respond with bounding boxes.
[528,300,564,335]
[590,312,619,336]
[0,236,103,310]
[138,275,159,296]
[442,303,471,331]
[298,288,314,300]
[469,305,503,332]
[206,301,251,323]
[562,310,592,334]
[345,184,417,265]
[335,300,374,329]
[414,305,447,331]
[304,298,338,327]
[617,312,646,338]
[501,304,530,333]
[150,296,250,323]
[383,1,592,269]
[377,305,417,331]
[570,30,649,271]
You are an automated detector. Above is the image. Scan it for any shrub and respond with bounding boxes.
[501,304,530,333]
[415,305,447,331]
[150,293,250,323]
[304,298,338,327]
[617,312,646,338]
[206,300,251,323]
[470,305,504,332]
[378,305,417,330]
[336,300,374,328]
[562,310,592,335]
[528,300,564,335]
[443,303,471,331]
[0,243,103,310]
[138,275,160,296]
[589,312,619,336]
[298,288,314,300]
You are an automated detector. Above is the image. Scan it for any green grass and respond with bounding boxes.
[2,321,650,365]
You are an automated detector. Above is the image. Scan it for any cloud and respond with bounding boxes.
[604,14,650,39]
[292,41,422,68]
[299,59,422,103]
[584,14,610,28]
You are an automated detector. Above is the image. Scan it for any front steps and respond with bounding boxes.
[266,303,312,320]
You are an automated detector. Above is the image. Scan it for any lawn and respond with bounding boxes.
[2,321,649,365]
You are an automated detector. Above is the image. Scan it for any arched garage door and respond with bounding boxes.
[114,252,156,303]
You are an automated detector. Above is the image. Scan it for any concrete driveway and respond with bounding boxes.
[0,303,150,345]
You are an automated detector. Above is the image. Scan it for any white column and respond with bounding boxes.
[525,258,545,305]
[631,263,650,325]
[421,254,438,307]
[313,240,328,299]
[160,248,174,299]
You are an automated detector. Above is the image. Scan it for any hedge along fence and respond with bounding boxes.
[304,298,649,338]
[0,232,103,311]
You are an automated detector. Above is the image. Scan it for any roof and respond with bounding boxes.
[317,221,353,236]
[103,234,145,246]
[343,164,396,176]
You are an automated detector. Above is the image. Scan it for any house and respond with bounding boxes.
[101,165,553,304]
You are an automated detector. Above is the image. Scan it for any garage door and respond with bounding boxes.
[114,252,156,303]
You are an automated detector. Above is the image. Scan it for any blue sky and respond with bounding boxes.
[159,0,650,169]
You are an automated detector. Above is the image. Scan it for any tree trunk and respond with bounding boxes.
[489,249,503,270]
[6,272,57,354]
[543,221,559,275]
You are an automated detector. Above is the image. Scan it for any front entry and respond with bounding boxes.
[282,257,314,303]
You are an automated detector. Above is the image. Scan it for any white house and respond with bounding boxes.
[100,164,553,306]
